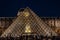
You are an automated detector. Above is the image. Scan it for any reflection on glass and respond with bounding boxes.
[25,24,31,33]
[24,12,29,17]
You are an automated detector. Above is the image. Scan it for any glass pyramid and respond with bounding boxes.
[1,7,58,37]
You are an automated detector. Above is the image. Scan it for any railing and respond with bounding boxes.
[0,35,60,40]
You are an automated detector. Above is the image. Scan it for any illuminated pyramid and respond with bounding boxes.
[1,7,58,37]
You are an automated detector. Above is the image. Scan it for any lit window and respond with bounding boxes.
[25,24,31,33]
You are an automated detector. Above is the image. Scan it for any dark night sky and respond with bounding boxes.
[0,0,60,17]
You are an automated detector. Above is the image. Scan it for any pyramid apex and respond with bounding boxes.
[25,7,30,9]
[18,7,30,12]
[24,7,30,11]
[17,7,31,16]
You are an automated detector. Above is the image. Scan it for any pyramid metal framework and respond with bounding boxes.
[1,7,58,37]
